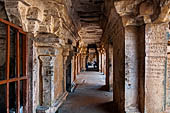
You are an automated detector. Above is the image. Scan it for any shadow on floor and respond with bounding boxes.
[96,101,114,113]
[97,85,109,91]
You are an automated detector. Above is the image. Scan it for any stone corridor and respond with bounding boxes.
[0,0,170,113]
[59,71,113,113]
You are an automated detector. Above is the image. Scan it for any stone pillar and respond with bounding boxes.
[77,54,81,74]
[63,48,69,92]
[166,53,170,110]
[73,55,77,81]
[99,51,102,72]
[101,52,103,73]
[34,33,68,113]
[76,55,79,75]
[125,26,140,113]
[145,23,168,113]
[102,52,106,75]
[38,56,56,111]
[106,44,110,90]
[82,55,87,71]
[108,43,113,91]
[97,48,102,72]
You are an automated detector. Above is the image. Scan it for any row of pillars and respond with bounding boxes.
[96,23,169,113]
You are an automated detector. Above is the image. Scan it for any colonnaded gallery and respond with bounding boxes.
[0,0,170,113]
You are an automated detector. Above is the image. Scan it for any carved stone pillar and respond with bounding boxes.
[38,56,56,106]
[34,33,68,113]
[145,23,168,113]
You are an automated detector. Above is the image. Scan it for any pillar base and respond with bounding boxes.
[126,108,140,113]
[70,82,76,92]
[36,92,68,113]
[126,107,140,113]
[126,111,140,113]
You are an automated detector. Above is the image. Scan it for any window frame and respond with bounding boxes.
[0,18,28,113]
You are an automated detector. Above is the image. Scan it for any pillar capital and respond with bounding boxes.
[122,15,144,27]
[39,56,56,65]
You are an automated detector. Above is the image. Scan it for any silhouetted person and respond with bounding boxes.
[93,61,97,69]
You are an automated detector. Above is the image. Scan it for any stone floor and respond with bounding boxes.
[59,71,113,113]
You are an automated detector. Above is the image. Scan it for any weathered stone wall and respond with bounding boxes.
[32,43,40,113]
[167,53,170,111]
[2,0,79,112]
[145,23,169,113]
[54,49,65,99]
[103,0,170,113]
[125,26,145,113]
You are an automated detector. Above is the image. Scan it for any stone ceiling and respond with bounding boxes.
[76,0,104,45]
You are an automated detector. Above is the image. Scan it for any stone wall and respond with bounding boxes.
[125,26,145,113]
[167,53,170,111]
[145,23,169,113]
[1,0,79,113]
[103,0,170,113]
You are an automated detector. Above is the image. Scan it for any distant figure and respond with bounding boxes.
[86,63,88,71]
[93,61,97,69]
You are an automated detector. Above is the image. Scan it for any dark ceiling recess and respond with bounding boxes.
[88,44,97,48]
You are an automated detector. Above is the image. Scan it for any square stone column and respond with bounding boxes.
[97,48,102,72]
[145,23,168,113]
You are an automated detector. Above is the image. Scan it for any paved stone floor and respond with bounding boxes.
[59,71,113,113]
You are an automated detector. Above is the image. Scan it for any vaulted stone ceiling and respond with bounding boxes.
[76,0,104,44]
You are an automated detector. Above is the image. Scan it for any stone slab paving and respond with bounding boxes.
[59,71,113,113]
